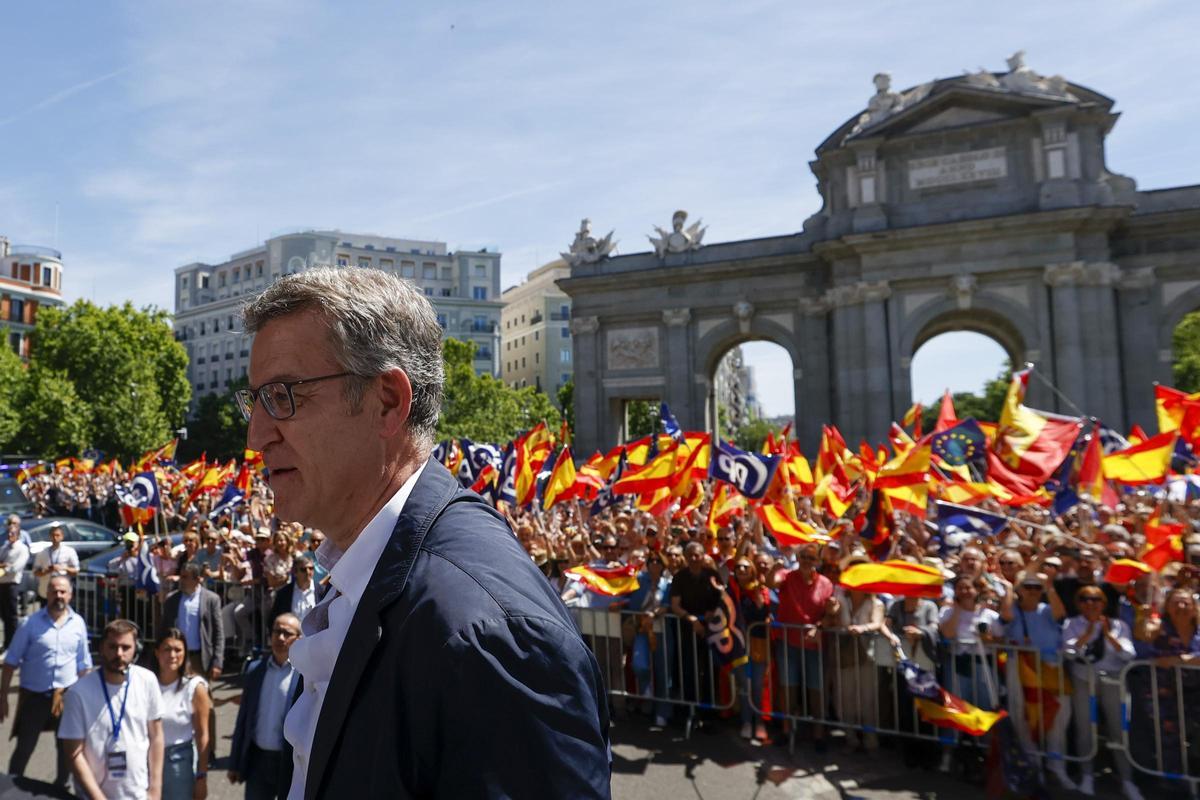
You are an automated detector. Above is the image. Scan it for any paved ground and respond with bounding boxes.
[3,677,1144,799]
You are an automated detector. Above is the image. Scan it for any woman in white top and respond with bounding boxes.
[155,627,212,800]
[1063,586,1141,800]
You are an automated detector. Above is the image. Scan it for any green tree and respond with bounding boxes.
[31,301,191,459]
[557,379,575,434]
[14,366,92,455]
[732,417,774,452]
[0,330,25,448]
[179,377,249,462]
[920,362,1013,430]
[437,338,561,442]
[1174,310,1200,392]
[625,400,658,440]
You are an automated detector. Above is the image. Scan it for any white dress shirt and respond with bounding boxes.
[284,464,425,800]
[290,582,317,622]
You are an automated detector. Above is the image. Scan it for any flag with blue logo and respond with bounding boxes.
[115,471,161,509]
[930,419,987,471]
[935,501,1009,546]
[660,402,683,442]
[208,483,245,520]
[135,543,160,595]
[497,443,518,506]
[708,439,780,499]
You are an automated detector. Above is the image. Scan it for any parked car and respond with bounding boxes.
[0,470,34,516]
[73,534,184,637]
[24,516,122,562]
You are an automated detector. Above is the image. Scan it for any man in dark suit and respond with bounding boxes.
[229,612,302,800]
[159,562,224,680]
[269,555,327,626]
[239,268,610,799]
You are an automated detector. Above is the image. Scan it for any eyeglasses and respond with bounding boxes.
[235,372,360,422]
[297,566,315,573]
[271,627,300,639]
[1079,596,1105,604]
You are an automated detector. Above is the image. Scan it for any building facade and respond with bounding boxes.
[560,57,1200,455]
[0,236,65,358]
[174,230,502,404]
[500,259,573,397]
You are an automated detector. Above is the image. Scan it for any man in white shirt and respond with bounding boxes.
[58,618,164,800]
[32,522,80,602]
[239,268,609,799]
[0,521,31,651]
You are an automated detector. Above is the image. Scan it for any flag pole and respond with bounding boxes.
[935,500,1093,548]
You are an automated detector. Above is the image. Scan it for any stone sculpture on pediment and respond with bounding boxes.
[649,210,706,258]
[963,51,1078,101]
[849,73,933,136]
[561,218,616,267]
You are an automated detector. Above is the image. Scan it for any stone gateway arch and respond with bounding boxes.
[559,56,1200,457]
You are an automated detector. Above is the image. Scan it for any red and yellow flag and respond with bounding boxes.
[565,564,640,596]
[612,444,677,495]
[838,560,944,598]
[1102,431,1176,485]
[1104,559,1151,585]
[755,504,827,547]
[706,482,745,535]
[915,690,1007,737]
[542,447,578,510]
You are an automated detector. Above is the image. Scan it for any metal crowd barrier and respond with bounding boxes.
[571,607,737,737]
[68,573,276,667]
[1118,660,1200,793]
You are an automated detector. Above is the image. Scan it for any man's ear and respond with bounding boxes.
[376,368,413,437]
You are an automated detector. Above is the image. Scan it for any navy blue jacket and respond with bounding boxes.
[302,459,610,799]
[230,655,303,784]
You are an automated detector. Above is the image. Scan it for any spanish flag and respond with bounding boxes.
[755,504,827,546]
[934,389,959,433]
[612,444,677,495]
[875,444,931,518]
[1102,431,1175,485]
[542,448,578,510]
[706,482,745,535]
[938,482,1001,506]
[565,564,640,596]
[1142,535,1184,571]
[916,690,1007,737]
[1104,559,1151,585]
[1155,384,1200,435]
[1077,431,1104,499]
[902,402,923,437]
[469,463,498,494]
[838,560,943,598]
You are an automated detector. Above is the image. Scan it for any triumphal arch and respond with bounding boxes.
[559,53,1200,455]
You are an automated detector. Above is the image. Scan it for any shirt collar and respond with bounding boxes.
[315,463,426,606]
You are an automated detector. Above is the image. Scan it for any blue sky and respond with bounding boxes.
[3,0,1196,416]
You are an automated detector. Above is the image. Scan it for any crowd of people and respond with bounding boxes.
[1,439,1200,798]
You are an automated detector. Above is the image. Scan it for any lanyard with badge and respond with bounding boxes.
[98,671,130,778]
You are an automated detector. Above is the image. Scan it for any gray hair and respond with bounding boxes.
[242,267,444,446]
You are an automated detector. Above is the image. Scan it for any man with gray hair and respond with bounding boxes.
[236,267,609,798]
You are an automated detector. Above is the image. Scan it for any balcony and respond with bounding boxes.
[529,312,543,324]
[476,348,493,361]
[469,322,493,333]
[550,311,571,321]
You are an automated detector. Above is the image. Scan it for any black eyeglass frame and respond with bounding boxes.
[235,371,360,422]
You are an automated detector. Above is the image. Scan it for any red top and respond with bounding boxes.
[776,569,834,649]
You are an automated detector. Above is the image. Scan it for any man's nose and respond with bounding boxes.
[246,399,281,451]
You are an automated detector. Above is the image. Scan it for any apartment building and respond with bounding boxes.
[500,259,572,398]
[0,236,65,358]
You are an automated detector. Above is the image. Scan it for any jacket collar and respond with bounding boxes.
[304,457,460,800]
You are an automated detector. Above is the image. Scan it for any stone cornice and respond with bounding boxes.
[1043,261,1120,287]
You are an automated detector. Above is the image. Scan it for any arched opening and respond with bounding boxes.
[710,340,796,450]
[1172,309,1200,393]
[910,331,1011,422]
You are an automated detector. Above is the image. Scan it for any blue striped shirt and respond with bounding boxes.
[3,607,92,692]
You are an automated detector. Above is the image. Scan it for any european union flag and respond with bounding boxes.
[930,419,987,469]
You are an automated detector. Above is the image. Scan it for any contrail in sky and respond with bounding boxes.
[0,65,131,129]
[407,181,560,224]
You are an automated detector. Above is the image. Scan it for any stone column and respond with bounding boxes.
[1115,268,1161,432]
[569,315,603,456]
[661,307,694,428]
[828,281,892,444]
[797,296,832,454]
[1043,262,1124,424]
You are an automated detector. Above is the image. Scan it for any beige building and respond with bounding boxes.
[500,259,573,397]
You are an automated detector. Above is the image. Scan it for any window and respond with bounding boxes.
[358,257,371,268]
[474,264,487,278]
[41,266,51,287]
[560,348,571,364]
[213,318,220,332]
[520,336,526,346]
[9,298,24,322]
[440,267,452,281]
[232,268,240,282]
[401,261,415,278]
[227,315,234,330]
[380,259,393,270]
[562,373,570,384]
[560,305,569,318]
[218,271,226,287]
[336,254,349,267]
[200,321,206,335]
[422,264,437,280]
[440,288,452,297]
[561,327,570,338]
[521,357,526,368]
[19,264,29,281]
[534,331,539,341]
[473,315,487,332]
[472,287,487,300]
[181,276,189,288]
[200,275,210,288]
[256,261,264,276]
[436,313,447,329]
[424,288,433,297]
[535,352,539,364]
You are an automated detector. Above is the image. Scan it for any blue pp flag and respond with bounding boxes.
[935,501,1009,546]
[708,439,780,499]
[208,483,245,521]
[135,543,160,595]
[115,471,161,510]
[660,402,683,442]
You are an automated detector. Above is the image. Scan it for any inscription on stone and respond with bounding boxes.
[908,147,1007,190]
